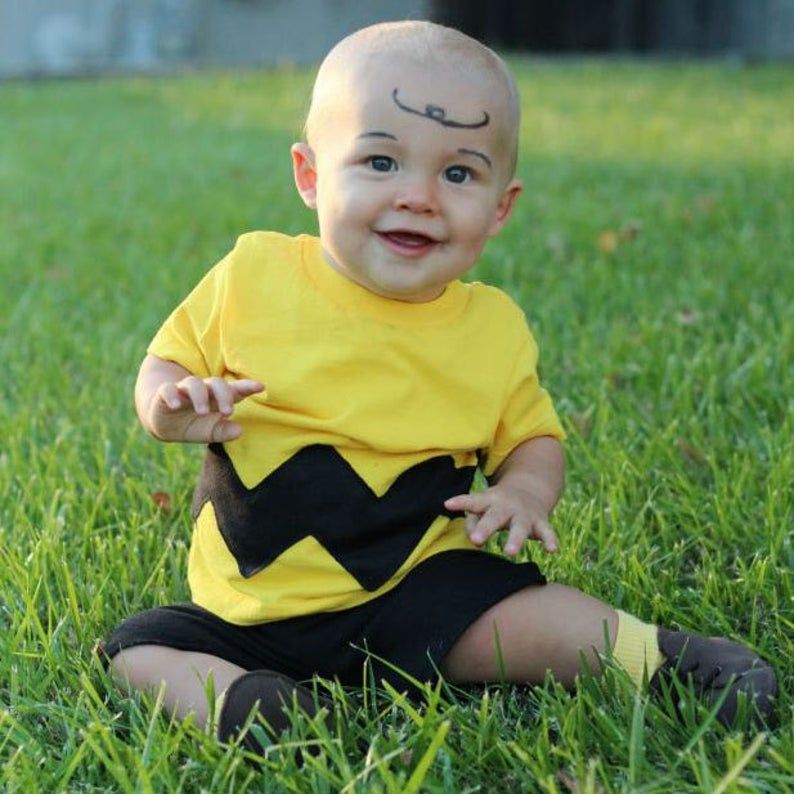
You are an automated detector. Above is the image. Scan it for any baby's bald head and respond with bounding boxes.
[304,21,520,179]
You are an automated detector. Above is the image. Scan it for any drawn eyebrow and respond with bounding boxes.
[458,148,492,168]
[392,88,490,129]
[358,131,398,140]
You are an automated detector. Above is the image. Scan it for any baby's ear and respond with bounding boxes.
[291,143,318,209]
[488,179,522,237]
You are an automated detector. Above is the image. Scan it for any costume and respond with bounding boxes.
[103,231,564,686]
[103,233,779,721]
[149,231,563,622]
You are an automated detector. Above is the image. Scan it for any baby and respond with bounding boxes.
[103,20,775,754]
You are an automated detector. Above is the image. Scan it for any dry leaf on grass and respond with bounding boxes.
[150,491,172,513]
[597,230,618,254]
[597,220,641,254]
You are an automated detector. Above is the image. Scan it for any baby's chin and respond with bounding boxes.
[356,275,445,303]
[323,243,456,302]
[381,286,446,303]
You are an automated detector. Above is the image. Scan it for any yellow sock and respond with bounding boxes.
[612,610,665,687]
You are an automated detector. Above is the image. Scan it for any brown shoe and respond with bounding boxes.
[651,629,776,728]
[217,669,333,758]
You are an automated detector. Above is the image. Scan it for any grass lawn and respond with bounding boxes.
[0,58,792,791]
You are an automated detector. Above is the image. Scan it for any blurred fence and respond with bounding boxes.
[432,0,794,59]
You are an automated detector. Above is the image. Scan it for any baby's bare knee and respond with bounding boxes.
[109,645,248,724]
[110,645,163,686]
[109,645,233,725]
[109,644,185,691]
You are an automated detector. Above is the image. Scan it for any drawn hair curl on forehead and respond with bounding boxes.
[303,20,520,177]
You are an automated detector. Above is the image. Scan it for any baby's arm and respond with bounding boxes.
[444,436,564,557]
[135,353,264,443]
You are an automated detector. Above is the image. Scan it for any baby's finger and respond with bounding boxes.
[205,377,235,416]
[211,419,242,443]
[469,507,509,546]
[177,376,211,415]
[229,379,265,400]
[532,518,558,554]
[503,522,530,557]
[444,492,490,515]
[157,382,187,411]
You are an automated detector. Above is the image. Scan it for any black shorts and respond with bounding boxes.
[101,549,544,694]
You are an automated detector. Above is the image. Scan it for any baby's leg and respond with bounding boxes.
[102,604,334,755]
[442,582,776,728]
[110,645,246,727]
[108,643,332,756]
[442,583,621,687]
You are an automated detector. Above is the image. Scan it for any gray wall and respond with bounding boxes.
[0,0,429,78]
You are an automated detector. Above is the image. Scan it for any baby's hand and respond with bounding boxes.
[147,376,264,443]
[444,485,558,557]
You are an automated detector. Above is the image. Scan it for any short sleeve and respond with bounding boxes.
[147,251,231,378]
[482,330,565,477]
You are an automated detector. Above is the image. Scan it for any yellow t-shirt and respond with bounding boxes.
[149,231,564,624]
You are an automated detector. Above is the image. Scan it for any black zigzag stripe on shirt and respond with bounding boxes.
[192,443,476,591]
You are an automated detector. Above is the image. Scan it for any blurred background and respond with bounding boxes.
[1,0,792,79]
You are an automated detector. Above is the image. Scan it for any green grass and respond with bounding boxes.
[1,59,792,791]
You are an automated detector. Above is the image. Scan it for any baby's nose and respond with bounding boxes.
[394,177,440,215]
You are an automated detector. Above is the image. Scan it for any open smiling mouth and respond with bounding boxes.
[376,230,440,257]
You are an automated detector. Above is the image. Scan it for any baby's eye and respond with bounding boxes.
[444,165,472,184]
[368,156,397,172]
